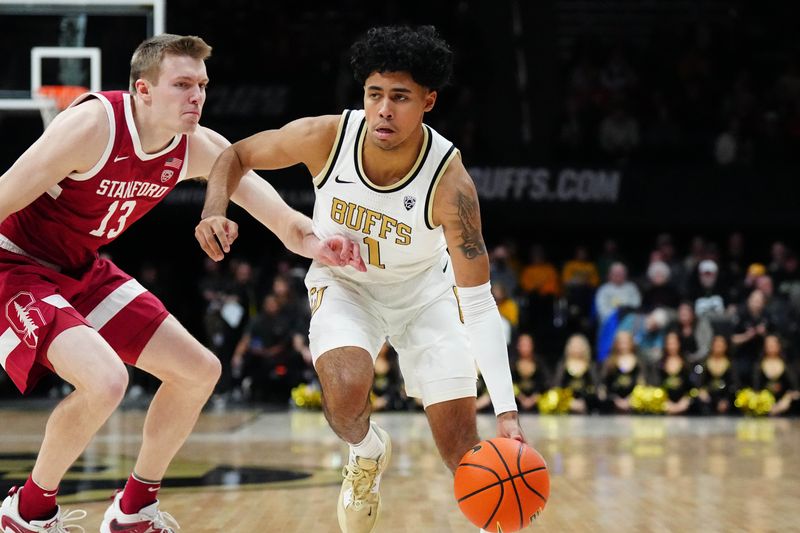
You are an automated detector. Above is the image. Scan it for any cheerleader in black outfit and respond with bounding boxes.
[552,333,599,413]
[754,335,800,416]
[697,335,738,414]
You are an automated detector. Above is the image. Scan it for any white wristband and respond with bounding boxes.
[458,281,518,415]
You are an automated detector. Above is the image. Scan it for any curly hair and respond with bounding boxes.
[350,25,453,91]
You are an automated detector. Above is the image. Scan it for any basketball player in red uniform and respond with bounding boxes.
[0,34,364,533]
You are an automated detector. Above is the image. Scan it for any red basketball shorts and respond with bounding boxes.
[0,249,169,394]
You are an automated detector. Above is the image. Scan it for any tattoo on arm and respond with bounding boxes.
[456,191,486,259]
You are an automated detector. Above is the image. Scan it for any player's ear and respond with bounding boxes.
[134,79,151,100]
[424,90,437,112]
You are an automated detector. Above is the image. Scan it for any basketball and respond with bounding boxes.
[454,438,549,532]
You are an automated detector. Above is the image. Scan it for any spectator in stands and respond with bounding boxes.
[776,251,800,312]
[729,262,766,306]
[654,233,687,293]
[231,293,304,404]
[754,274,793,337]
[519,244,560,344]
[731,289,773,387]
[596,238,623,282]
[594,262,641,326]
[673,302,712,364]
[642,260,681,312]
[691,259,727,320]
[492,282,519,336]
[489,244,519,297]
[618,307,671,379]
[561,244,600,334]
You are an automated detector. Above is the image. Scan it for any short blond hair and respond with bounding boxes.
[129,34,212,91]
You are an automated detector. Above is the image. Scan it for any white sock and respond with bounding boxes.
[350,423,386,461]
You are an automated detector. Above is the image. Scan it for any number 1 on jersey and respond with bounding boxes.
[363,237,385,269]
[90,200,137,238]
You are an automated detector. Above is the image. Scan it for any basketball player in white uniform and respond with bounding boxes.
[196,26,525,533]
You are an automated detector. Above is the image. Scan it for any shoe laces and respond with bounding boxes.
[45,509,87,533]
[149,509,180,532]
[342,460,378,509]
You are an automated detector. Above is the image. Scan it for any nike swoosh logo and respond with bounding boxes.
[43,491,58,497]
[1,515,34,533]
[334,175,354,184]
[147,486,161,492]
[442,259,449,273]
[109,519,150,532]
[114,155,129,162]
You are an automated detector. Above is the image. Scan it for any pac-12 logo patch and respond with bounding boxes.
[5,291,47,349]
[403,195,416,210]
[160,169,175,182]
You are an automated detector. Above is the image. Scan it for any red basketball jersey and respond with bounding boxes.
[0,91,189,271]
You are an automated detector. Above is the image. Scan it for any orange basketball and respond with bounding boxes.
[454,438,549,532]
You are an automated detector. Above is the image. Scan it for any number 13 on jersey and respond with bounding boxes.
[90,200,137,238]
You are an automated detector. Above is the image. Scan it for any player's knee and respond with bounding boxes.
[322,376,372,414]
[83,365,128,407]
[183,350,221,390]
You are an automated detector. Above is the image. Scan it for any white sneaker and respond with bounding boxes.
[99,491,179,533]
[0,486,86,532]
[337,424,392,533]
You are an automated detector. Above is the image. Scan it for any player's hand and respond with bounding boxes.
[311,235,367,272]
[496,411,526,444]
[195,215,239,261]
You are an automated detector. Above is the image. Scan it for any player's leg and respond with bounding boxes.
[0,262,128,529]
[98,315,220,533]
[1,324,128,530]
[131,315,220,481]
[307,280,387,533]
[392,284,479,473]
[34,326,130,487]
[315,346,374,443]
[425,398,481,472]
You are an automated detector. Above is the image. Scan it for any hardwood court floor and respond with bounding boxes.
[0,404,798,533]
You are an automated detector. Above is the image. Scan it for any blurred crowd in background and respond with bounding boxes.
[4,231,796,417]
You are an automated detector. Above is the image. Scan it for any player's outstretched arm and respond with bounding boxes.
[434,155,525,442]
[0,100,107,224]
[191,121,365,271]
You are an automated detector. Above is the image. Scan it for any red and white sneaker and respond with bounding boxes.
[99,491,179,533]
[0,486,86,532]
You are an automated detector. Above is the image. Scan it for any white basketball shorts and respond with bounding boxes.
[305,261,477,407]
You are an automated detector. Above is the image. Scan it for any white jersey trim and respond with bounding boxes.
[177,135,190,182]
[67,92,115,181]
[123,93,182,161]
[85,278,147,330]
[0,327,20,370]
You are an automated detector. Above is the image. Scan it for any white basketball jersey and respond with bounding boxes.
[307,109,459,284]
